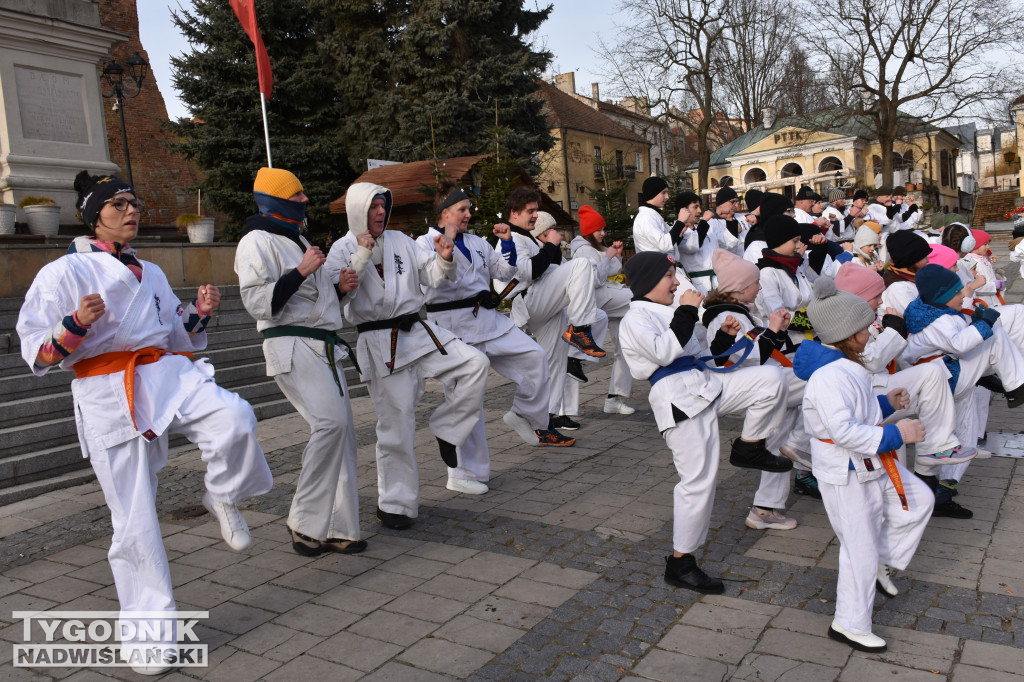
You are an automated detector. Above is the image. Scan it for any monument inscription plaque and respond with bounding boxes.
[14,65,89,144]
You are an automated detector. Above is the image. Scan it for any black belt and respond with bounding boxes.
[261,325,357,394]
[356,313,447,374]
[424,279,519,318]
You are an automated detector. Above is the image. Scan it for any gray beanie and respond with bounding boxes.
[806,277,875,344]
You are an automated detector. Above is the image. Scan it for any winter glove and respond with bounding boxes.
[896,419,926,445]
[972,306,1000,326]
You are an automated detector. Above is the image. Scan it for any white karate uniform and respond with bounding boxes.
[1010,239,1024,279]
[754,265,814,348]
[803,356,933,637]
[17,251,272,636]
[743,240,766,264]
[632,206,700,299]
[703,305,805,510]
[678,218,743,294]
[235,226,361,542]
[326,183,490,518]
[880,279,917,316]
[416,227,547,481]
[493,228,600,414]
[620,300,786,554]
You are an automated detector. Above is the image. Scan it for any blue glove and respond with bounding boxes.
[973,306,1000,326]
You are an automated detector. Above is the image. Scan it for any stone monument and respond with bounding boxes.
[0,0,125,223]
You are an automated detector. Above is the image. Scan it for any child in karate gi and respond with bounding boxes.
[17,171,273,674]
[796,277,933,654]
[417,182,560,495]
[326,183,490,531]
[235,168,365,556]
[619,252,791,593]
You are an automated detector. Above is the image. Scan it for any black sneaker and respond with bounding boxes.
[729,438,794,473]
[794,473,822,499]
[664,555,724,594]
[1006,382,1024,409]
[437,437,458,467]
[566,357,589,383]
[562,324,606,357]
[376,507,414,530]
[535,429,576,447]
[932,500,973,519]
[550,415,580,431]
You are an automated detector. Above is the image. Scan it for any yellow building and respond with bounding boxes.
[1013,94,1024,198]
[534,81,651,222]
[688,110,963,212]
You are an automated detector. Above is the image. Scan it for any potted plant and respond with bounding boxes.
[0,200,15,235]
[176,213,215,243]
[18,196,60,236]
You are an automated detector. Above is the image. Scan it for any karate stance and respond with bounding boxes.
[326,182,490,530]
[235,167,365,556]
[17,172,272,675]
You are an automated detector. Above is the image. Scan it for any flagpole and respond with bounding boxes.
[260,92,272,168]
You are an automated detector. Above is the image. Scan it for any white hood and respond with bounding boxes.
[345,182,393,237]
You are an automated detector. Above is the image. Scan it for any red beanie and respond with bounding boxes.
[971,229,991,249]
[579,205,606,236]
[834,262,885,302]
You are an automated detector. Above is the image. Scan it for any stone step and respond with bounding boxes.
[0,444,86,486]
[0,464,97,507]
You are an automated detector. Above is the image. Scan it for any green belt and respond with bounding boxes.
[262,325,359,395]
[686,269,715,279]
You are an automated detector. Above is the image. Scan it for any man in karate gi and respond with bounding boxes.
[326,182,490,530]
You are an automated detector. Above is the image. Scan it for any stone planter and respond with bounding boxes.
[0,205,15,234]
[187,217,216,243]
[23,205,60,236]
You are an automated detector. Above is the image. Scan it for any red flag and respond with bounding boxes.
[229,0,273,99]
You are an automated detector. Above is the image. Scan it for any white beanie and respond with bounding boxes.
[852,225,879,251]
[532,211,556,238]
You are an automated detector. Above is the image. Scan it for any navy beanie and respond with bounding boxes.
[624,252,674,298]
[916,264,964,307]
[641,177,669,202]
[764,215,802,249]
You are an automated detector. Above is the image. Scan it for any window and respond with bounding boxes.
[616,150,624,179]
[940,150,950,187]
[635,152,643,173]
[593,146,603,180]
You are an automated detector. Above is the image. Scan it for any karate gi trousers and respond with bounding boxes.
[820,464,932,635]
[663,365,786,554]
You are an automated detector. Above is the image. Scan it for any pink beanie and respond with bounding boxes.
[834,262,884,302]
[712,248,760,293]
[928,243,959,270]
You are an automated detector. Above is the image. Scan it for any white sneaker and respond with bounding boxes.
[974,447,993,459]
[744,506,798,530]
[876,563,898,597]
[916,446,977,466]
[780,446,813,469]
[603,397,635,415]
[202,492,251,551]
[446,478,488,495]
[128,646,178,675]
[503,410,539,445]
[828,620,886,652]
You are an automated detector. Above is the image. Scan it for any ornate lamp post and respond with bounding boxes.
[101,52,149,187]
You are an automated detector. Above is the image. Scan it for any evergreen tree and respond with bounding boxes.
[167,0,554,237]
[168,0,356,238]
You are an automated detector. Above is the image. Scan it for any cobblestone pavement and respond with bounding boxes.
[4,235,1024,680]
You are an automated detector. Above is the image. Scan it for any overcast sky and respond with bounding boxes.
[137,1,620,122]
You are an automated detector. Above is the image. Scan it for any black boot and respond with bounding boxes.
[729,438,794,473]
[664,555,724,594]
[933,479,972,518]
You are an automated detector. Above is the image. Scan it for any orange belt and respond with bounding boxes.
[914,354,943,366]
[74,347,196,436]
[886,359,899,374]
[818,437,908,511]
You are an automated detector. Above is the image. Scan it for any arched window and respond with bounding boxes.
[719,176,734,187]
[818,156,843,173]
[744,168,767,184]
[780,162,803,178]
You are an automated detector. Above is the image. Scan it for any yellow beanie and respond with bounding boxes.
[253,167,303,200]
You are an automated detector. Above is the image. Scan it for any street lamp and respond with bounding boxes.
[101,51,149,187]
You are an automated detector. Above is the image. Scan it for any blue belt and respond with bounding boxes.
[648,331,758,385]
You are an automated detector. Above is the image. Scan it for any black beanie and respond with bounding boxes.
[715,186,738,204]
[744,189,763,211]
[675,191,700,213]
[853,189,868,201]
[759,192,793,220]
[887,231,932,268]
[641,176,669,202]
[763,215,802,249]
[624,252,674,298]
[74,170,134,230]
[795,185,819,202]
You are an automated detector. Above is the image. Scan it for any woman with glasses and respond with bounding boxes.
[16,171,272,675]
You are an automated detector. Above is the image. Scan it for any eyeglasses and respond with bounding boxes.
[105,197,143,212]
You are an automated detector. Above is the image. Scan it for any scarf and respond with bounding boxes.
[254,191,306,232]
[67,236,142,282]
[757,250,803,278]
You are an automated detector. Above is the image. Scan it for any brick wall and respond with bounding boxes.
[91,0,204,230]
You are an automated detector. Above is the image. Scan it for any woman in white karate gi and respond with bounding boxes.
[618,252,791,594]
[415,182,551,493]
[17,171,272,674]
[325,182,490,531]
[235,167,365,556]
[797,277,933,654]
